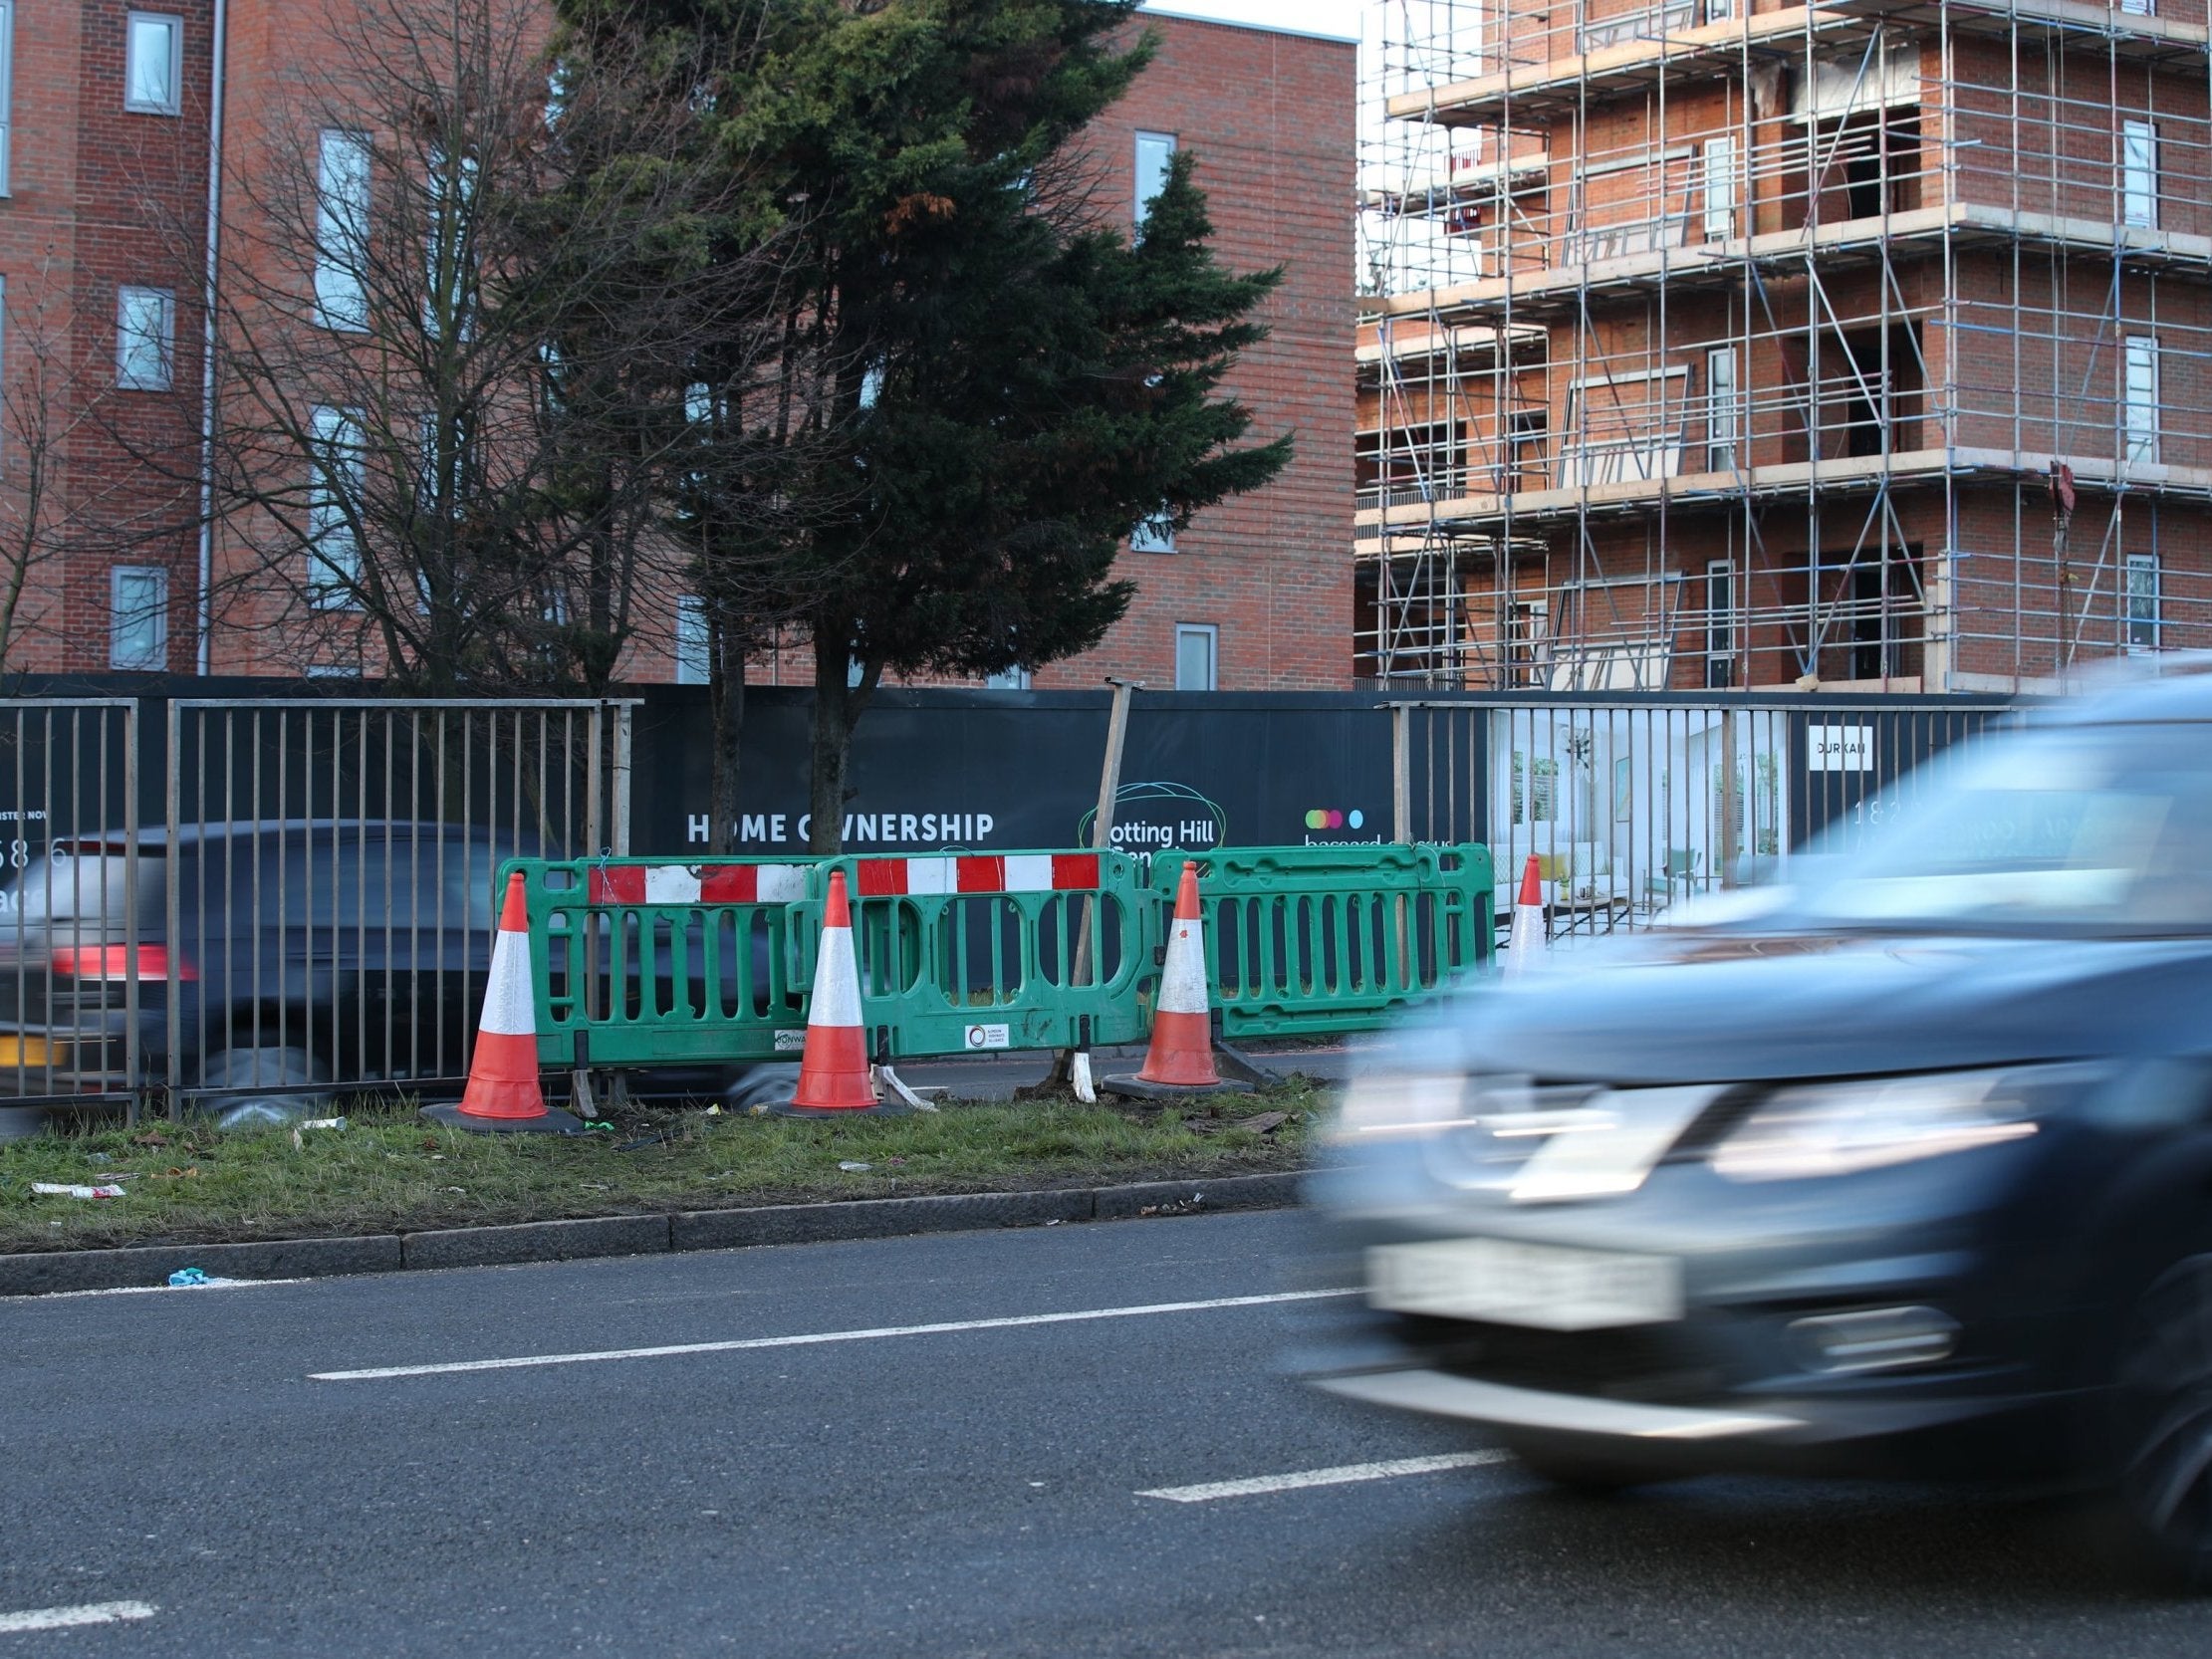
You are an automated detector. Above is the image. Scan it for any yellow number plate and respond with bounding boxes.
[0,1037,54,1066]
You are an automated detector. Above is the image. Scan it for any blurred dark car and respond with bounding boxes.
[0,821,794,1124]
[1301,668,2212,1585]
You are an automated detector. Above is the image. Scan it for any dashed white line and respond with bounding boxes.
[0,1601,158,1634]
[1137,1450,1511,1503]
[309,1288,1358,1381]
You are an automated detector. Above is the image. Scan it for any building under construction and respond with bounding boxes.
[1355,0,2212,692]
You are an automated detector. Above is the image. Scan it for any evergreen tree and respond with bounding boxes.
[559,0,1292,848]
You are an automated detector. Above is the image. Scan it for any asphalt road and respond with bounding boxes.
[4,1210,2210,1657]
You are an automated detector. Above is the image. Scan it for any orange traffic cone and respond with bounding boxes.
[1504,853,1546,978]
[423,871,582,1134]
[1105,859,1251,1100]
[786,868,881,1114]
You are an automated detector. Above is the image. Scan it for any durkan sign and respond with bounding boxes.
[1807,724,1874,773]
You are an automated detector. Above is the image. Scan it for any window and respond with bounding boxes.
[0,3,17,195]
[2119,0,2152,15]
[125,13,182,115]
[423,146,478,339]
[1174,623,1217,691]
[109,567,167,671]
[984,665,1032,690]
[2125,553,2160,651]
[315,130,371,332]
[1129,506,1175,554]
[1702,136,1737,240]
[1705,559,1736,688]
[2122,119,2159,229]
[115,286,174,390]
[2124,335,2160,465]
[1707,347,1740,471]
[674,595,710,685]
[1134,130,1177,227]
[307,405,364,607]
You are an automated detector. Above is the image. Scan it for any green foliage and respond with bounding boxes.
[555,0,1292,844]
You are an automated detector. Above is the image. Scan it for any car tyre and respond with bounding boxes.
[199,1044,330,1128]
[2114,1253,2212,1589]
[1499,1432,1666,1494]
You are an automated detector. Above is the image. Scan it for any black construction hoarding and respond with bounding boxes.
[626,687,1396,856]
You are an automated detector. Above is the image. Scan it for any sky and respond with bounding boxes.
[1138,0,1366,45]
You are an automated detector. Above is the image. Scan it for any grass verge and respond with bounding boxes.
[0,1081,1323,1254]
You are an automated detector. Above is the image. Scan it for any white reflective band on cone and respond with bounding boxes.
[1158,920,1209,1015]
[478,927,537,1036]
[809,925,863,1029]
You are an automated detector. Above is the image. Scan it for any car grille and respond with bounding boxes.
[1395,1312,1736,1405]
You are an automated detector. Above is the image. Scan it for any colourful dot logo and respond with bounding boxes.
[1304,808,1365,830]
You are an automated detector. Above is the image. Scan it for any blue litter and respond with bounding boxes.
[167,1267,210,1287]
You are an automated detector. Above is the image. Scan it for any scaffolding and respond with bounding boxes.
[1354,0,2212,692]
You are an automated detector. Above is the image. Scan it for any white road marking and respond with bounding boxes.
[1136,1450,1511,1503]
[0,1601,157,1633]
[2,1278,307,1303]
[310,1288,1358,1381]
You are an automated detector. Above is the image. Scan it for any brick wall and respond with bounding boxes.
[0,0,212,673]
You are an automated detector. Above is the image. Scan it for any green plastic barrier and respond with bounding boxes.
[1142,843,1495,1039]
[500,855,821,1066]
[789,850,1153,1059]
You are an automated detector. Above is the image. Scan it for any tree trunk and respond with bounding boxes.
[709,614,745,853]
[808,619,850,854]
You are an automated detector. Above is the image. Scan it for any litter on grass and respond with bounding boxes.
[838,1161,872,1173]
[31,1183,124,1200]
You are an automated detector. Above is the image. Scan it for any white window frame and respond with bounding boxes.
[109,567,168,671]
[2124,335,2160,466]
[315,130,371,333]
[1129,505,1175,554]
[1174,623,1218,691]
[1562,365,1687,487]
[1134,130,1177,227]
[307,405,365,608]
[1701,135,1738,240]
[2125,552,2160,651]
[674,594,710,685]
[2121,118,2159,229]
[116,286,175,390]
[0,3,16,196]
[2119,0,2153,16]
[1706,347,1740,471]
[1705,558,1736,687]
[124,12,183,116]
[983,665,1032,690]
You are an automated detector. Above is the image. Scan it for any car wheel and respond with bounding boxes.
[2114,1254,2212,1588]
[1498,1432,1665,1494]
[198,1045,330,1128]
[723,1063,800,1114]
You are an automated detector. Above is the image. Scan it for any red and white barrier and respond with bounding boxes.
[588,863,809,906]
[854,853,1102,897]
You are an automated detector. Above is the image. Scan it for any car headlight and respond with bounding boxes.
[1327,1071,1472,1144]
[1711,1066,2086,1181]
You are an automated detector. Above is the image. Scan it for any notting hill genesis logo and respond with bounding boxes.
[1304,807,1383,846]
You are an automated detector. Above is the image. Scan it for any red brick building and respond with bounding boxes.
[0,0,213,675]
[1358,0,2212,693]
[0,3,1354,691]
[746,7,1358,694]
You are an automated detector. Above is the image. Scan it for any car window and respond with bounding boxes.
[0,848,162,934]
[176,834,514,934]
[1792,725,2212,933]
